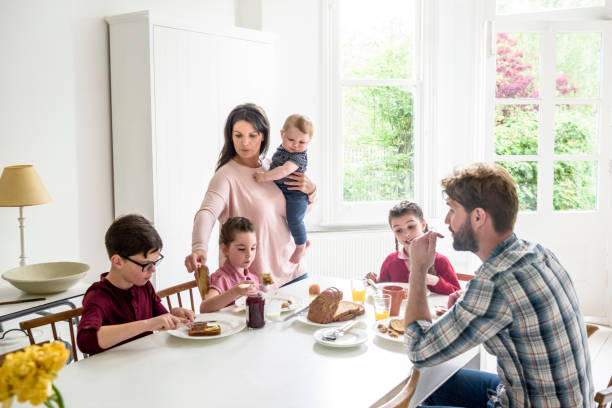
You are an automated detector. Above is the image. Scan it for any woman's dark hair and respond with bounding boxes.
[105,214,163,258]
[219,217,257,246]
[388,201,428,251]
[216,103,270,171]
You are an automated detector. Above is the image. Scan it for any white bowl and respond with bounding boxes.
[2,262,90,294]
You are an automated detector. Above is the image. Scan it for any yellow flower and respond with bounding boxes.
[0,341,69,406]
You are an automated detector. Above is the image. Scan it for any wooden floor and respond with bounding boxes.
[589,324,612,392]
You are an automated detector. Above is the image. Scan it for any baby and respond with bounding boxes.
[254,114,313,264]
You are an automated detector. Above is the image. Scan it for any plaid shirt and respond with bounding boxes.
[405,234,594,407]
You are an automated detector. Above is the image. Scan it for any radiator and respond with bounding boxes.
[304,230,396,279]
[304,229,478,280]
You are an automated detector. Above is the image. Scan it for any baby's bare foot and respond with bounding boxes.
[289,244,307,264]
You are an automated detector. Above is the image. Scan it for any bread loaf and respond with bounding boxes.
[307,287,342,324]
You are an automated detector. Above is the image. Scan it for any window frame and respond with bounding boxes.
[320,0,431,227]
[485,17,612,215]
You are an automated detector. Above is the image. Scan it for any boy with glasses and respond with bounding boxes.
[77,214,195,355]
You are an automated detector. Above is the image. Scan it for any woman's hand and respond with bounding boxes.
[284,172,316,195]
[184,249,207,273]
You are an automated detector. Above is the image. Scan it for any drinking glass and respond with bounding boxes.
[373,294,392,321]
[351,279,366,304]
[265,299,282,321]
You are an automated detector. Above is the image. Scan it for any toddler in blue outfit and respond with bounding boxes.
[254,114,313,263]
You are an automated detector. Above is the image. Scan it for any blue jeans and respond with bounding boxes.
[420,369,501,408]
[277,183,308,245]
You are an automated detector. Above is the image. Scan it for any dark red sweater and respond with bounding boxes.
[378,252,461,295]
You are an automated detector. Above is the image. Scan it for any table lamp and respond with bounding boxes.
[0,165,51,266]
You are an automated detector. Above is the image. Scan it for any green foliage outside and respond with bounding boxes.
[342,37,414,202]
[495,33,599,211]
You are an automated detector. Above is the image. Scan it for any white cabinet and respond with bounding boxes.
[106,11,276,289]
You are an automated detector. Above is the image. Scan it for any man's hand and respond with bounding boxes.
[409,231,444,273]
[447,290,464,309]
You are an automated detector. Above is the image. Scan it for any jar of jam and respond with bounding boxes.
[246,292,265,329]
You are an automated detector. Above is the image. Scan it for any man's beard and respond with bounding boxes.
[451,217,479,252]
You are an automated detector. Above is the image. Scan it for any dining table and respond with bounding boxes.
[12,276,480,408]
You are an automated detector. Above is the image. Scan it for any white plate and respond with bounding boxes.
[167,312,245,340]
[372,317,407,344]
[234,294,302,313]
[313,328,368,348]
[296,310,366,327]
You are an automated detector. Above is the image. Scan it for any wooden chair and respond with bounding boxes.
[371,368,421,408]
[595,376,612,407]
[19,307,83,362]
[456,273,475,282]
[156,280,199,312]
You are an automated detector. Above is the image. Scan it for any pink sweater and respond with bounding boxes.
[192,159,314,286]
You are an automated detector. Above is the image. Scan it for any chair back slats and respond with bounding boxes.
[19,307,84,362]
[51,322,58,340]
[156,280,199,313]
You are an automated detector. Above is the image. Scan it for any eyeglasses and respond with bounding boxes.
[121,254,164,273]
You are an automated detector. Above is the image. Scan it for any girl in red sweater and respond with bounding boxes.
[365,201,460,295]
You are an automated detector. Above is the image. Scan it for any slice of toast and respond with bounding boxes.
[188,322,221,337]
[332,301,365,322]
[389,319,405,334]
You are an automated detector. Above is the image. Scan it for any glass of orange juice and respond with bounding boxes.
[374,294,391,321]
[351,279,366,304]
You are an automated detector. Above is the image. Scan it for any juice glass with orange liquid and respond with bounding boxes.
[374,294,391,321]
[351,279,366,304]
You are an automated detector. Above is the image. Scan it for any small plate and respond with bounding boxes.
[372,317,406,344]
[234,294,302,313]
[167,312,245,340]
[314,328,368,348]
[296,311,366,328]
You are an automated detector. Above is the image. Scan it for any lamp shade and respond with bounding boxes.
[0,165,51,207]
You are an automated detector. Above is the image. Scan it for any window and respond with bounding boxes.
[322,0,424,224]
[496,0,605,15]
[487,8,611,213]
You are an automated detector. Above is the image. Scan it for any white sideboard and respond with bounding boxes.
[106,11,276,289]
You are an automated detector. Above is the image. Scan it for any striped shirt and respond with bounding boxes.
[405,234,593,407]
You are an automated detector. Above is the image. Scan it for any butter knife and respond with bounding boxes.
[282,304,310,322]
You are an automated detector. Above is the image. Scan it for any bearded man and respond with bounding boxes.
[404,163,593,408]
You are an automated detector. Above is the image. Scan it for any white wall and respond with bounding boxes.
[0,1,234,282]
[1,0,608,320]
[260,0,610,319]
